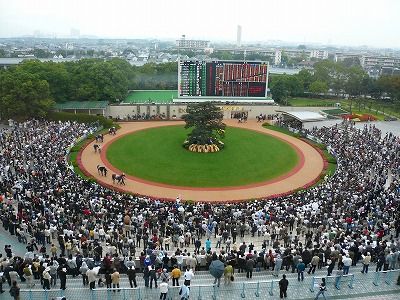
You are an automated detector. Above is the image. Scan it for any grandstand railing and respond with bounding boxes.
[309,274,355,292]
[18,269,400,300]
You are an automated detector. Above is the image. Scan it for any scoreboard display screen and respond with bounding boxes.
[179,60,268,98]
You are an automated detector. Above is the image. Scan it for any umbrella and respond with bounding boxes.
[209,260,225,279]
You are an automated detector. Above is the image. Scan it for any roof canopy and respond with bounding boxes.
[278,110,326,122]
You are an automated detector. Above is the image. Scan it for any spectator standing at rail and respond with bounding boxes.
[314,278,327,300]
[279,274,289,299]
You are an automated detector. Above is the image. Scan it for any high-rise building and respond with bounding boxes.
[237,25,242,48]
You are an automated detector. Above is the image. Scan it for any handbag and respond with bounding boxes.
[230,275,234,281]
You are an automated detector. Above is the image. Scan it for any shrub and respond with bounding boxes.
[47,112,114,128]
[315,143,327,150]
[70,145,81,153]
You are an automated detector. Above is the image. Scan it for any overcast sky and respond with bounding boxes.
[1,0,399,48]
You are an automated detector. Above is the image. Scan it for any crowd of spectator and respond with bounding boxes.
[0,119,399,298]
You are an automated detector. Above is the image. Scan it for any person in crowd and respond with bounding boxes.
[42,267,51,290]
[224,263,234,285]
[149,265,158,289]
[86,267,97,290]
[111,269,120,292]
[297,259,305,281]
[171,265,181,287]
[179,282,190,300]
[9,281,20,300]
[58,267,67,290]
[0,119,399,298]
[159,278,168,300]
[127,265,137,288]
[279,274,289,299]
[183,268,194,286]
[314,278,327,300]
[79,262,89,286]
[361,252,371,274]
[246,255,255,279]
[342,254,352,275]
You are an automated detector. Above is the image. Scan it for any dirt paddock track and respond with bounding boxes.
[78,120,325,202]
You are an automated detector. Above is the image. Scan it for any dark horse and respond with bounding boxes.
[112,173,126,185]
[97,165,108,176]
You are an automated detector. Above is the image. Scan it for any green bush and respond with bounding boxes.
[70,145,81,152]
[315,143,327,150]
[327,157,337,164]
[323,150,337,164]
[47,111,114,128]
[87,177,97,183]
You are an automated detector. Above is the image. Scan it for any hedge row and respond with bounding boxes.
[47,112,114,128]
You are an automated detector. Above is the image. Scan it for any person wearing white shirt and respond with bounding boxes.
[177,255,184,270]
[159,279,168,300]
[183,268,194,286]
[342,255,352,275]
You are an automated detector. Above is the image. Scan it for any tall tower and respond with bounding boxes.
[236,25,242,48]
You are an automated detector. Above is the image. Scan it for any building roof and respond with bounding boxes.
[123,90,178,104]
[55,101,109,110]
[278,111,326,122]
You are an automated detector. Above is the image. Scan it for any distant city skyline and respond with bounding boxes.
[1,0,400,49]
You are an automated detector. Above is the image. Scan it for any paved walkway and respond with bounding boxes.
[79,120,324,202]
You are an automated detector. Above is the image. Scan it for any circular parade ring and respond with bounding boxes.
[78,120,326,202]
[106,125,300,188]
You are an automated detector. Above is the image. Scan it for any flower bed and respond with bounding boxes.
[341,113,377,121]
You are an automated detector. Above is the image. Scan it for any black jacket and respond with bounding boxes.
[279,278,289,290]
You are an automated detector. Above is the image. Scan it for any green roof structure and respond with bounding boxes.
[123,90,178,104]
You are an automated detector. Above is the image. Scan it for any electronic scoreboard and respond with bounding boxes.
[178,60,269,98]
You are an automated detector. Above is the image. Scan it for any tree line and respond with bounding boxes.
[1,58,399,120]
[0,59,178,119]
[269,60,400,107]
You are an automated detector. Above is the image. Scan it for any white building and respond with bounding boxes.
[334,52,361,63]
[310,50,328,60]
[176,36,210,49]
[360,55,400,69]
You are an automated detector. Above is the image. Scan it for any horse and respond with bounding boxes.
[97,165,107,176]
[112,173,126,185]
[109,127,117,136]
[93,144,99,153]
[95,134,104,143]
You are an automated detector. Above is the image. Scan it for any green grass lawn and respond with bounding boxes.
[106,125,299,187]
[288,97,341,107]
[287,97,399,120]
[124,90,177,103]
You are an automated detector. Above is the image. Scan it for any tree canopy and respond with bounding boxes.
[0,68,54,120]
[182,102,226,146]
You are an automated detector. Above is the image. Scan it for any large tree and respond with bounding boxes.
[182,102,226,147]
[0,68,54,119]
